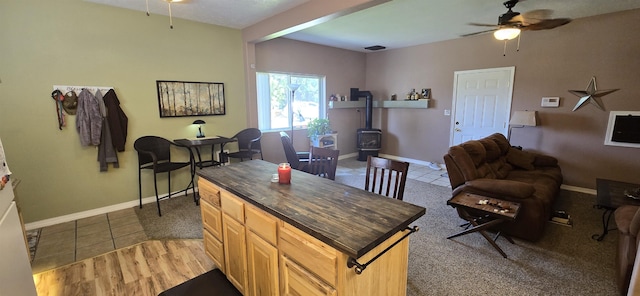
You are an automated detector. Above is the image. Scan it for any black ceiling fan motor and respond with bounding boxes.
[498,0,521,25]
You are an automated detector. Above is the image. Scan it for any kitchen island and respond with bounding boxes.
[197,160,426,296]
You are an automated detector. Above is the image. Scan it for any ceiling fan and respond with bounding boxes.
[463,0,571,41]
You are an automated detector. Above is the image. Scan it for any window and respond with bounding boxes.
[256,72,326,131]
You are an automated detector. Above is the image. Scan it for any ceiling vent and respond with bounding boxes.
[364,45,386,51]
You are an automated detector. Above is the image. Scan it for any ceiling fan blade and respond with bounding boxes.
[517,9,553,25]
[461,29,498,37]
[468,22,500,27]
[522,18,571,31]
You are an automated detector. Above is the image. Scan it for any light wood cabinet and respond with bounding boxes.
[198,177,412,296]
[246,205,280,296]
[199,179,225,273]
[223,213,248,294]
[203,227,225,272]
[278,223,337,286]
[247,230,280,296]
[280,255,337,296]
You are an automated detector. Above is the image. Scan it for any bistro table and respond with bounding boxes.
[174,136,236,169]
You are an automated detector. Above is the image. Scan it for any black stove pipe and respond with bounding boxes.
[350,88,373,129]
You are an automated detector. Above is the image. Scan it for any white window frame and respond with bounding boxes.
[256,72,326,132]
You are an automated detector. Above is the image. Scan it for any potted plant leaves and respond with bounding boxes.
[307,118,331,146]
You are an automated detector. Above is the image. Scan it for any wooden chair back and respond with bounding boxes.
[307,146,340,180]
[364,156,410,200]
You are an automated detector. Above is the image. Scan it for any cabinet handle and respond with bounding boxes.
[347,226,419,275]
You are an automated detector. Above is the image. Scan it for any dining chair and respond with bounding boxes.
[364,155,410,200]
[134,136,195,216]
[280,131,310,171]
[225,128,263,162]
[307,146,340,180]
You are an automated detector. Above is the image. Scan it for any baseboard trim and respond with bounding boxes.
[560,184,596,195]
[338,152,358,160]
[378,153,434,167]
[24,188,197,231]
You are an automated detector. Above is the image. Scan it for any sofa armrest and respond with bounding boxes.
[527,151,559,167]
[459,179,535,199]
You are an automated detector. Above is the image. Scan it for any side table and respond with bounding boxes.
[593,178,640,241]
[447,192,521,258]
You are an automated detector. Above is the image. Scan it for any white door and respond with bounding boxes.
[450,67,515,145]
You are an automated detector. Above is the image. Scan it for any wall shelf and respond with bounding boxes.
[329,100,429,109]
[328,101,366,109]
[380,99,429,109]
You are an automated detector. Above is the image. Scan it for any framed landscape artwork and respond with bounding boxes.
[156,80,226,117]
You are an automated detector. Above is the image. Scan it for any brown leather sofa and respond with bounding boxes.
[615,205,640,295]
[443,133,563,241]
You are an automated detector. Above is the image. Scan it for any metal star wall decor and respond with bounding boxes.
[569,76,619,112]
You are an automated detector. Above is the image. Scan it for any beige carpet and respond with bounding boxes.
[136,168,619,295]
[335,171,618,295]
[135,193,203,239]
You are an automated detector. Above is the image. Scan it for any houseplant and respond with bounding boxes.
[307,118,331,145]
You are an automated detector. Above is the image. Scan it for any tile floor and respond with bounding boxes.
[28,156,450,274]
[336,157,452,188]
[30,207,148,274]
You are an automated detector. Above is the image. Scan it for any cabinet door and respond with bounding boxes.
[201,200,223,240]
[223,214,248,294]
[203,229,225,273]
[247,231,279,296]
[280,256,336,296]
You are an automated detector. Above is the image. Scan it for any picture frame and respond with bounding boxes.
[421,88,431,99]
[156,80,225,117]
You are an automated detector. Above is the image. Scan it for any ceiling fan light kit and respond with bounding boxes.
[493,28,520,40]
[465,0,571,55]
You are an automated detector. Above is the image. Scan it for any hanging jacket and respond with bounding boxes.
[103,89,128,152]
[76,89,102,146]
[96,90,119,171]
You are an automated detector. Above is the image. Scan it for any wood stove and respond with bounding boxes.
[351,88,382,161]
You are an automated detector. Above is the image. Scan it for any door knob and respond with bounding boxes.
[455,128,461,132]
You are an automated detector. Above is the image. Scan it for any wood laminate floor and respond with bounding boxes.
[32,239,215,296]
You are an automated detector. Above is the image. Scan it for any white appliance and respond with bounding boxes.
[0,176,37,295]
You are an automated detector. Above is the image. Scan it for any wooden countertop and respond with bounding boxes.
[197,160,426,259]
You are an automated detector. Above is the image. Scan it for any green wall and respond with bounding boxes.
[0,0,247,223]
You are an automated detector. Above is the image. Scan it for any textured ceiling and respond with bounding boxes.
[85,0,640,52]
[85,0,310,29]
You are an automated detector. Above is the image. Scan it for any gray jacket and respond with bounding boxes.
[76,89,102,146]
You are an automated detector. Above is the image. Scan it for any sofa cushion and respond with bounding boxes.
[489,157,512,179]
[533,153,559,167]
[507,148,535,170]
[487,133,512,154]
[465,179,535,199]
[461,141,486,166]
[479,138,501,162]
[460,141,496,179]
